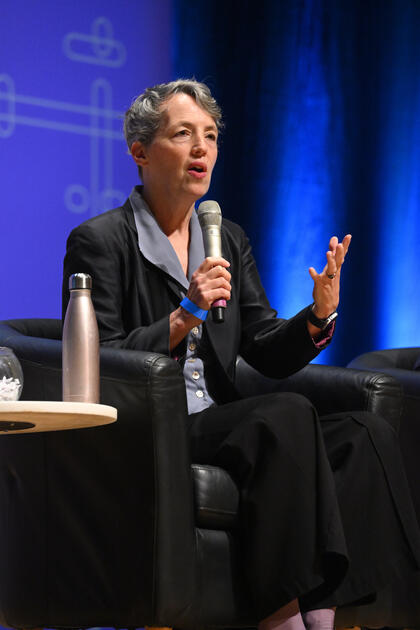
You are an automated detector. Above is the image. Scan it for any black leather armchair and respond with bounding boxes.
[348,348,420,522]
[0,319,407,630]
[347,347,420,628]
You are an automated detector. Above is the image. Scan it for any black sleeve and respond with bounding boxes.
[62,221,171,354]
[237,227,322,378]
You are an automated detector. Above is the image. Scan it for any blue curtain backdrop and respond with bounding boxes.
[173,0,420,366]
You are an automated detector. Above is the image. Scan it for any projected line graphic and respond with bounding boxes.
[0,74,122,139]
[62,16,127,68]
[0,74,125,216]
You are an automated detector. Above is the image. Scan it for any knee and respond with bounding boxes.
[264,392,316,414]
[257,391,318,431]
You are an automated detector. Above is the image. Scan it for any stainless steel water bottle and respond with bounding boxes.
[62,273,100,403]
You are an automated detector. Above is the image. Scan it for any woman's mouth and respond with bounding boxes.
[188,162,207,179]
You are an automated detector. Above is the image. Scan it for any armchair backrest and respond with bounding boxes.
[235,355,403,431]
[4,318,62,340]
[348,347,420,372]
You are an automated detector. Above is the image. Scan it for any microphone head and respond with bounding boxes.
[197,200,222,227]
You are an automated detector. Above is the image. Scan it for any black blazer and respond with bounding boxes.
[63,198,321,403]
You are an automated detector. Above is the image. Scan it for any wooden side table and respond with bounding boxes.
[0,400,117,433]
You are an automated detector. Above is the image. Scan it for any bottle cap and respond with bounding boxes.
[69,273,92,290]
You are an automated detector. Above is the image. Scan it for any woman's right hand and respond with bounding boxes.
[187,257,231,310]
[169,257,231,350]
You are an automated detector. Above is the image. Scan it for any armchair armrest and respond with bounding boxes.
[348,348,420,399]
[235,356,403,431]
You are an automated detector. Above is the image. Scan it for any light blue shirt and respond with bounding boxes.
[130,186,216,414]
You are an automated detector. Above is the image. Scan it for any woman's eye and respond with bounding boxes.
[206,133,217,141]
[175,129,188,136]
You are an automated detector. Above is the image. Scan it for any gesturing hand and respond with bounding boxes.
[309,234,352,318]
[187,256,231,311]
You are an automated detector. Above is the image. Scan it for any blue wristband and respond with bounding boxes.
[180,297,209,321]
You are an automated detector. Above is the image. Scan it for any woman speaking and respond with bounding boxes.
[63,79,420,630]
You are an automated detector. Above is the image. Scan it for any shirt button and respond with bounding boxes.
[191,326,199,336]
[196,390,204,398]
[192,370,200,380]
[189,342,196,351]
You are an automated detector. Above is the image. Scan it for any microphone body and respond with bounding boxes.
[197,200,226,323]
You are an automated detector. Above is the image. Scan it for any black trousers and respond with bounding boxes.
[189,393,420,620]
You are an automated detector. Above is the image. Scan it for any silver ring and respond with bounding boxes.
[327,272,336,280]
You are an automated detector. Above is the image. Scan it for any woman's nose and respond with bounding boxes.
[191,135,207,155]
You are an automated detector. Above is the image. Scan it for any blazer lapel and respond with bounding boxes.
[124,197,187,312]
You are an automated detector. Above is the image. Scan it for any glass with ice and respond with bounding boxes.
[0,348,23,401]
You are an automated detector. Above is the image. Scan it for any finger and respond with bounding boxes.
[196,275,231,295]
[308,266,318,281]
[196,287,231,308]
[207,265,231,281]
[206,276,232,292]
[201,256,230,271]
[188,276,231,307]
[329,236,338,254]
[334,234,352,268]
[342,234,352,256]
[208,287,231,301]
[325,250,337,277]
[334,242,345,267]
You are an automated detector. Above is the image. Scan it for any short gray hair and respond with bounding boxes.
[123,78,223,150]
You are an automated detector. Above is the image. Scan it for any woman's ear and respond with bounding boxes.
[131,141,148,166]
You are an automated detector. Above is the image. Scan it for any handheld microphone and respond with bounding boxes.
[197,200,226,323]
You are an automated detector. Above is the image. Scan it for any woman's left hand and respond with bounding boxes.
[309,234,352,318]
